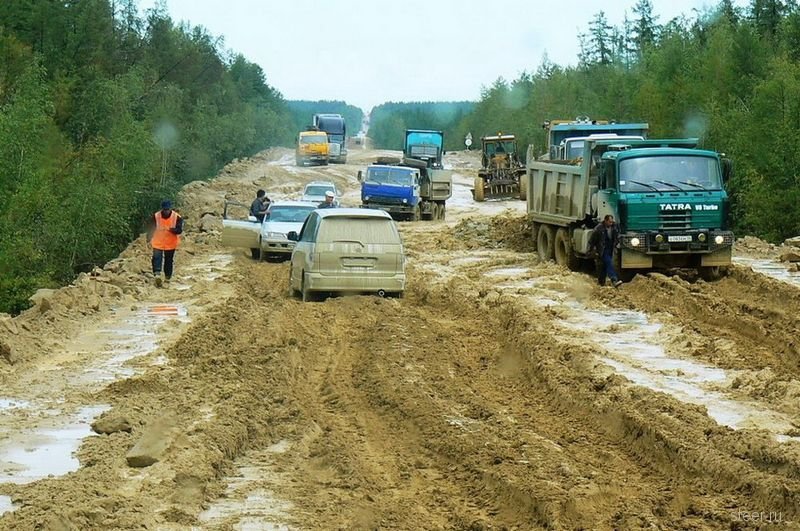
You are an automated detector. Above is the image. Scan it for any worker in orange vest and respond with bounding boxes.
[150,200,183,287]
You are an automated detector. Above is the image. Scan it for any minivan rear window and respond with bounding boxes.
[318,217,399,244]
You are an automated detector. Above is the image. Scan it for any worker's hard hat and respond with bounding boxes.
[325,191,335,198]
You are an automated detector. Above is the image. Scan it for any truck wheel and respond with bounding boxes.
[530,222,539,252]
[537,225,555,261]
[250,248,261,260]
[440,203,446,220]
[473,177,485,202]
[699,266,721,281]
[518,175,528,201]
[554,228,580,271]
[413,205,421,222]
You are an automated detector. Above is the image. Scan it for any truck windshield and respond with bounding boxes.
[565,141,584,159]
[300,135,327,144]
[619,155,721,192]
[267,206,316,223]
[485,141,515,156]
[366,167,414,186]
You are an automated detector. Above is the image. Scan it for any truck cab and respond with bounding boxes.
[313,114,347,163]
[404,129,444,169]
[540,117,649,160]
[359,161,451,221]
[595,142,733,273]
[296,130,330,166]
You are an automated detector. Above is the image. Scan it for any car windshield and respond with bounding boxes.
[304,185,334,197]
[366,167,414,186]
[300,135,327,145]
[267,206,316,223]
[619,155,722,192]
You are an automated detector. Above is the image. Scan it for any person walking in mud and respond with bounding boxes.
[589,214,623,288]
[250,189,271,222]
[318,190,337,209]
[149,200,183,288]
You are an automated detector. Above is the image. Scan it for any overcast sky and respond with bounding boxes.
[138,0,748,111]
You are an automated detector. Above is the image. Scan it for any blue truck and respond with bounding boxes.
[358,131,451,221]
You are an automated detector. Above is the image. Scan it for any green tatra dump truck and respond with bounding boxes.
[525,138,734,280]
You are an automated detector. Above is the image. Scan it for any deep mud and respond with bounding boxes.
[0,147,799,530]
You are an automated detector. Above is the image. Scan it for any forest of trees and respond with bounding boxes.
[368,102,475,151]
[0,0,293,313]
[450,0,800,243]
[287,100,364,138]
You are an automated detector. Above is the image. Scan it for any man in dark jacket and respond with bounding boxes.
[588,214,623,287]
[250,189,271,222]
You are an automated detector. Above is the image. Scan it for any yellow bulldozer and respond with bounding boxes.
[472,133,527,201]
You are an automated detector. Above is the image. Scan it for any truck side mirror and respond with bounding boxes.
[357,170,363,182]
[287,231,299,241]
[722,158,733,184]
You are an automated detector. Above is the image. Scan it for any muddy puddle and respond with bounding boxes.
[183,253,233,282]
[490,270,800,441]
[0,304,189,484]
[0,495,15,516]
[734,256,800,288]
[199,440,293,530]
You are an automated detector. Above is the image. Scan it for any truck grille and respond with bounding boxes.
[660,210,691,230]
[367,195,405,205]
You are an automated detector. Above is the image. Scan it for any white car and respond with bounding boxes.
[221,200,318,260]
[301,181,340,206]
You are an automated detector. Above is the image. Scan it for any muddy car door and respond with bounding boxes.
[221,201,260,250]
[289,212,320,291]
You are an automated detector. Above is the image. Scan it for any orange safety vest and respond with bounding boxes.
[152,211,180,250]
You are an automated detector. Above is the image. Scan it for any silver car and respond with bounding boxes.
[301,181,340,206]
[221,200,318,261]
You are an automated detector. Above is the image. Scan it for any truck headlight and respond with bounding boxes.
[698,233,707,242]
[402,198,408,204]
[714,235,724,245]
[364,196,370,201]
[655,234,664,243]
[630,237,641,247]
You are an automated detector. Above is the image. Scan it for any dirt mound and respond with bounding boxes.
[451,213,534,252]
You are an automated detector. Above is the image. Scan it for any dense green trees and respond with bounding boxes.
[0,1,293,313]
[368,101,475,151]
[450,0,800,242]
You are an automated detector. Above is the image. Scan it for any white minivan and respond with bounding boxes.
[287,208,406,301]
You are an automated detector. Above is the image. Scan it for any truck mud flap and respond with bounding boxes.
[701,247,732,267]
[621,248,653,268]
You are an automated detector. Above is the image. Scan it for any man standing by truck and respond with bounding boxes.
[589,215,623,288]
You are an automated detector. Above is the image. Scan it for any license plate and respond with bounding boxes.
[668,235,692,242]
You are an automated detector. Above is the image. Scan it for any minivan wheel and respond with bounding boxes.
[301,273,313,302]
[250,248,261,260]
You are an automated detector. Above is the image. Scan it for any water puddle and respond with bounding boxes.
[0,399,30,411]
[490,268,800,441]
[560,306,800,440]
[734,257,800,288]
[0,495,15,516]
[0,303,190,484]
[199,440,293,530]
[184,254,233,282]
[0,405,109,484]
[484,267,531,278]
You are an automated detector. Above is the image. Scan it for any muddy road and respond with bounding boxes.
[1,147,799,529]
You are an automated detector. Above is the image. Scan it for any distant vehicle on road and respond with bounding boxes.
[296,130,330,166]
[287,208,406,301]
[301,181,340,206]
[221,200,318,261]
[313,113,347,164]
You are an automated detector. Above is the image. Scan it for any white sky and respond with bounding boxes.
[138,0,748,111]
